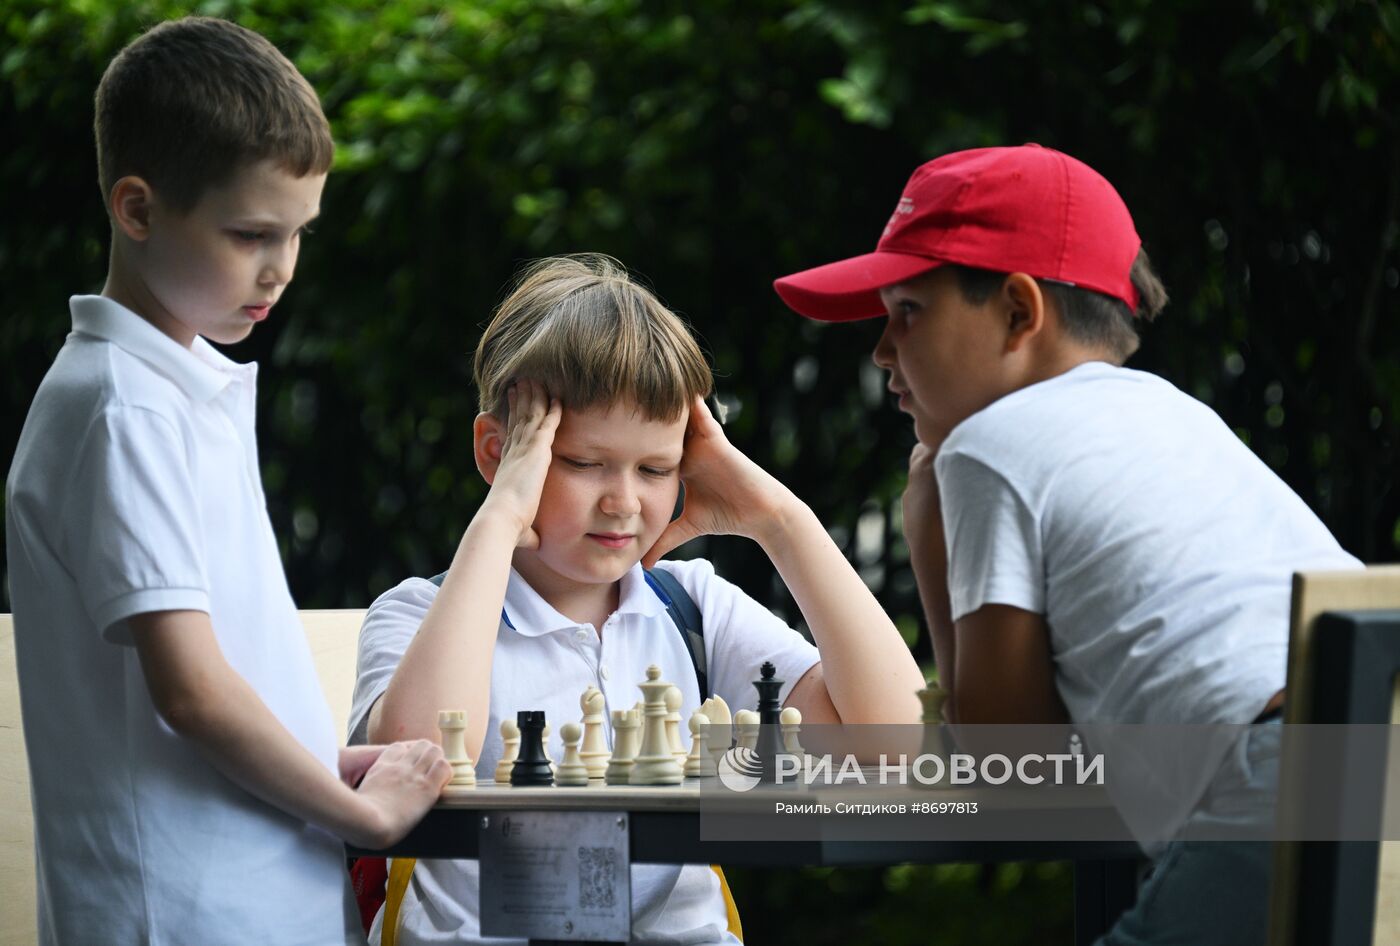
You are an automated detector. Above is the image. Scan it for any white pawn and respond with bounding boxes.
[438,710,476,788]
[494,718,520,784]
[579,686,610,780]
[630,666,684,786]
[781,706,805,755]
[555,722,590,786]
[701,694,732,769]
[734,710,759,751]
[664,685,686,765]
[605,707,641,785]
[685,711,718,778]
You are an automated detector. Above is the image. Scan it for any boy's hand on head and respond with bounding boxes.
[347,738,451,850]
[642,396,794,567]
[486,379,562,549]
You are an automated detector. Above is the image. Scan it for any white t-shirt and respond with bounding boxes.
[5,296,359,945]
[349,558,820,945]
[936,361,1359,727]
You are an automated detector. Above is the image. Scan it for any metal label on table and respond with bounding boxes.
[479,810,631,941]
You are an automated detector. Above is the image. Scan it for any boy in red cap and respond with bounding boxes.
[774,144,1358,945]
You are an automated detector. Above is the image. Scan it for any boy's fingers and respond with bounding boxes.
[689,396,721,437]
[338,744,385,785]
[427,757,452,789]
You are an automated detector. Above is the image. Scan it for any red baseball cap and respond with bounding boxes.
[773,144,1141,321]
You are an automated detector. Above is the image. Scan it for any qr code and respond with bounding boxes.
[578,846,618,910]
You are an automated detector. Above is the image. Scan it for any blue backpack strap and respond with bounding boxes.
[426,570,514,629]
[644,567,709,702]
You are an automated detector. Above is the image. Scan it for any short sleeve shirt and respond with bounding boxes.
[934,361,1360,727]
[5,296,357,944]
[349,558,820,945]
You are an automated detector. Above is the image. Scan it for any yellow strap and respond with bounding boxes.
[383,857,741,943]
[381,857,416,946]
[711,865,743,941]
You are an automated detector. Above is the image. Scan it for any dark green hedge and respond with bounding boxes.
[3,3,1396,940]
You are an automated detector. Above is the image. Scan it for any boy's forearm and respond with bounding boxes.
[901,446,957,719]
[372,505,519,760]
[131,612,384,846]
[755,499,924,723]
[907,508,957,720]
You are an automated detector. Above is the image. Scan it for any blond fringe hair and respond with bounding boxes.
[474,255,712,421]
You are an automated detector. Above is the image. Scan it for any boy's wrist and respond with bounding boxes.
[472,496,534,544]
[751,494,812,550]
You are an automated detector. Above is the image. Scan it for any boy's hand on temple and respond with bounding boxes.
[484,379,561,549]
[642,396,794,567]
[345,738,451,850]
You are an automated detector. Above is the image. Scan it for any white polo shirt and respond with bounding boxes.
[5,296,359,945]
[350,558,821,945]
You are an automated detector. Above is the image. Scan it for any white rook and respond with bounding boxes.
[438,709,476,787]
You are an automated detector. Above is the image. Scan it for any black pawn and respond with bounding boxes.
[510,711,554,786]
[753,662,787,782]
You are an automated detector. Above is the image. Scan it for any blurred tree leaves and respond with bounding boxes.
[2,0,1398,679]
[3,1,1397,941]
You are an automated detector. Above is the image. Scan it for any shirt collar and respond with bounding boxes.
[69,295,246,402]
[502,563,670,636]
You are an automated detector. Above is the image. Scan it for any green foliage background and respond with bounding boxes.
[2,1,1397,941]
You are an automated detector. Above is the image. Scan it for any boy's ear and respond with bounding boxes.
[1000,272,1047,353]
[473,412,505,484]
[109,176,155,242]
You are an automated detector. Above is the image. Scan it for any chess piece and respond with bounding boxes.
[915,682,952,790]
[630,666,684,785]
[543,723,556,777]
[494,717,520,784]
[554,722,590,786]
[685,711,718,778]
[780,706,804,756]
[917,683,953,758]
[701,694,732,769]
[509,710,553,786]
[664,685,686,764]
[605,706,641,785]
[753,662,787,781]
[579,686,610,779]
[438,710,476,788]
[734,710,759,750]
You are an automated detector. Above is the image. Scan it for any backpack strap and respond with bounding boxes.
[644,567,709,702]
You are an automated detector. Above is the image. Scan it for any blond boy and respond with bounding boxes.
[6,18,448,944]
[351,255,924,943]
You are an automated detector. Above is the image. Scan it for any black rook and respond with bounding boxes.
[509,710,554,787]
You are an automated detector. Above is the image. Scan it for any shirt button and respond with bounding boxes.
[575,628,589,642]
[600,665,610,681]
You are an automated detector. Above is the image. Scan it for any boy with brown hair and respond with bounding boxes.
[6,17,449,944]
[772,144,1359,944]
[351,254,924,943]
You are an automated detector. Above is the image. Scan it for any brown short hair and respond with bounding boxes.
[474,255,713,422]
[94,16,333,212]
[953,248,1169,362]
